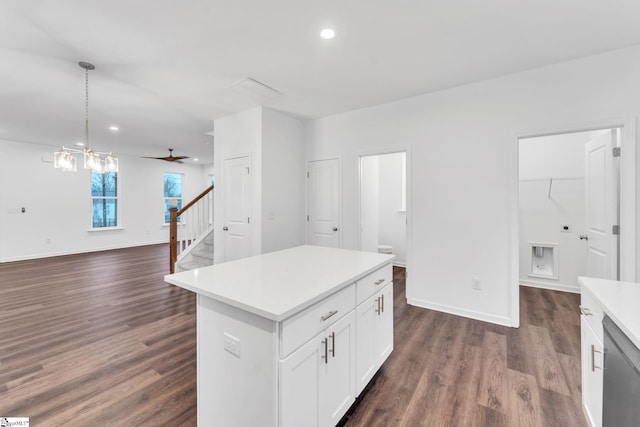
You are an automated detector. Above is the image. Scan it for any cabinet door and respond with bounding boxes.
[374,283,394,366]
[280,338,320,427]
[356,283,394,395]
[581,316,603,427]
[319,310,356,427]
[356,293,377,394]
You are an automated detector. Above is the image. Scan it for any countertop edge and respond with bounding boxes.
[165,255,395,322]
[578,276,640,349]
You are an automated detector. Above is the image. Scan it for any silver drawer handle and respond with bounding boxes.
[374,278,385,285]
[321,310,338,321]
[592,345,602,371]
[329,332,335,358]
[321,338,328,364]
[580,305,593,316]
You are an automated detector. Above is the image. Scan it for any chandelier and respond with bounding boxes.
[53,62,118,173]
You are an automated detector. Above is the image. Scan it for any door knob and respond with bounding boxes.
[332,227,338,232]
[579,234,588,240]
[223,226,229,231]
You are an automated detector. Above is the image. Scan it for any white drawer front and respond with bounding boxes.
[580,288,603,338]
[356,263,392,305]
[281,284,355,358]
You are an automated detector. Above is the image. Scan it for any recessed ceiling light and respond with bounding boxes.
[320,28,335,40]
[194,158,199,162]
[75,142,85,147]
[109,125,119,131]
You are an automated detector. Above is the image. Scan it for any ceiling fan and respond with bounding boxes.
[142,148,189,164]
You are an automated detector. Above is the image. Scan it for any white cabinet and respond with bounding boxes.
[581,316,603,427]
[580,288,604,427]
[280,310,356,427]
[356,282,393,394]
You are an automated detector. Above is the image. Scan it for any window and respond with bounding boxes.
[164,173,183,223]
[92,172,118,228]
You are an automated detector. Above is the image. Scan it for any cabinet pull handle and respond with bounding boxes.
[381,294,384,313]
[374,278,385,285]
[321,310,338,321]
[592,345,602,371]
[322,338,328,364]
[375,297,381,315]
[330,332,335,358]
[580,305,592,316]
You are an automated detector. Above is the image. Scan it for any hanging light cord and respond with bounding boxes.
[85,66,90,149]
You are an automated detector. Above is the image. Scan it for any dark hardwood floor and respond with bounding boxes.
[0,245,586,426]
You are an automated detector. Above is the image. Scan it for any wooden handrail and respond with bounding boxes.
[177,185,214,216]
[169,184,214,273]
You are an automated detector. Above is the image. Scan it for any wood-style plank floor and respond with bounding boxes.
[341,268,587,427]
[0,245,587,426]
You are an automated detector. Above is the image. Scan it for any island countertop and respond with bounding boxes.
[164,245,395,321]
[579,276,640,349]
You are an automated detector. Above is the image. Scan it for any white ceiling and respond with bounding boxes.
[2,0,640,164]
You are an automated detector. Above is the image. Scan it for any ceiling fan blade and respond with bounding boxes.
[141,149,189,162]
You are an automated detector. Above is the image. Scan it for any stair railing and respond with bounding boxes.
[169,184,214,273]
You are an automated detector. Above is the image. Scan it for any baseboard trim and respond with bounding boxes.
[519,279,580,294]
[407,297,513,327]
[0,240,168,263]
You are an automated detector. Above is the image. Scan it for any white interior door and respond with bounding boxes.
[223,156,251,262]
[308,159,341,248]
[584,129,619,279]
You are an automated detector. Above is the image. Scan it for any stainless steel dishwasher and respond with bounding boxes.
[602,315,640,426]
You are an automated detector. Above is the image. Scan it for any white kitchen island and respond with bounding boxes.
[164,245,395,427]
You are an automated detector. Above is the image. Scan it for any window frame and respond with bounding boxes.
[90,171,120,230]
[163,172,184,224]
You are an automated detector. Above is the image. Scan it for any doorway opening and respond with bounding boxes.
[518,128,620,295]
[359,151,407,267]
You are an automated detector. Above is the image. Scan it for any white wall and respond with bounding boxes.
[304,45,640,326]
[518,131,605,292]
[261,108,305,254]
[213,107,304,262]
[378,152,407,266]
[213,107,262,263]
[0,139,209,262]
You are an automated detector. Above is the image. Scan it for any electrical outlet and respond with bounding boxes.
[224,333,241,358]
[472,277,481,290]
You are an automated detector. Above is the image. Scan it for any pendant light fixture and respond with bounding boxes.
[54,62,118,173]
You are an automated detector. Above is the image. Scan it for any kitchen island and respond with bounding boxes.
[165,245,395,427]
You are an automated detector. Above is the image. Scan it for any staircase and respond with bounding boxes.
[169,184,214,273]
[175,228,214,272]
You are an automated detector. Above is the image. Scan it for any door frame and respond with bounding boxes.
[306,157,342,248]
[511,118,636,327]
[356,146,412,278]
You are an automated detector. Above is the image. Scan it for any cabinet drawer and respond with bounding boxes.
[580,288,603,338]
[281,284,355,357]
[356,263,392,305]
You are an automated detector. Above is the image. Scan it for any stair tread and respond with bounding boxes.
[178,260,213,271]
[192,249,214,260]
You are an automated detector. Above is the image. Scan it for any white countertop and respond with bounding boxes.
[579,276,640,349]
[165,245,395,321]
